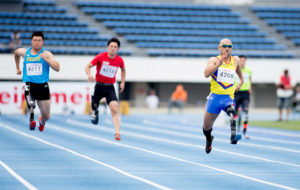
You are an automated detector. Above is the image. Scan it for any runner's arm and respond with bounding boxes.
[204,57,222,78]
[14,48,27,75]
[41,51,60,72]
[119,68,126,93]
[85,63,95,82]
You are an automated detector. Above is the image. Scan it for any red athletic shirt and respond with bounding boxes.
[90,52,125,84]
[280,75,291,88]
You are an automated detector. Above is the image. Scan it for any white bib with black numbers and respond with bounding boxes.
[26,63,43,76]
[99,64,117,78]
[217,67,235,84]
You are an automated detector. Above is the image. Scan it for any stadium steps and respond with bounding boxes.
[231,5,300,58]
[56,0,145,56]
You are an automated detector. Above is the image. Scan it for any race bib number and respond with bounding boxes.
[26,63,43,76]
[217,68,235,84]
[99,64,117,78]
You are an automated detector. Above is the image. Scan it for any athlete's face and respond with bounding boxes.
[107,42,119,57]
[218,40,233,57]
[31,36,44,50]
[239,57,247,68]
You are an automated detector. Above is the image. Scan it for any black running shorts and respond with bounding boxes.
[25,82,50,100]
[234,91,250,113]
[92,82,118,105]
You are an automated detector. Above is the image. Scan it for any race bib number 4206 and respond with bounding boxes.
[99,64,117,78]
[26,63,43,76]
[217,68,235,84]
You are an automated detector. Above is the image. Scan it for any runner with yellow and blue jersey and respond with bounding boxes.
[234,55,251,139]
[14,31,60,131]
[202,39,244,154]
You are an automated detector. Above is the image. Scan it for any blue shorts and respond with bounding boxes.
[206,93,235,114]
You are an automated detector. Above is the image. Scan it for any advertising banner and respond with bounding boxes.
[0,82,118,114]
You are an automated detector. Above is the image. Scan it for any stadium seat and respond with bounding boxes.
[251,6,300,47]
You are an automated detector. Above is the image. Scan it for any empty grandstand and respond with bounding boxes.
[0,0,299,58]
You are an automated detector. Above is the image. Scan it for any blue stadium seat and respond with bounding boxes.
[81,7,240,17]
[103,21,257,31]
[0,39,10,44]
[0,25,98,34]
[0,18,88,27]
[114,28,266,37]
[23,0,56,6]
[48,48,132,56]
[147,49,294,58]
[24,6,67,13]
[125,35,276,44]
[0,12,77,20]
[265,19,300,25]
[251,6,300,13]
[292,39,300,45]
[93,14,249,24]
[136,42,285,50]
[256,12,300,19]
[76,1,231,11]
[283,32,300,38]
[275,25,300,32]
[21,39,107,47]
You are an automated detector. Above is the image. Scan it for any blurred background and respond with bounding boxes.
[0,0,299,120]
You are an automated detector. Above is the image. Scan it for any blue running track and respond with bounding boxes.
[0,114,300,190]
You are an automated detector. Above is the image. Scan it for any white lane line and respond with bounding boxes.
[0,160,38,190]
[0,123,173,190]
[117,120,300,154]
[143,119,300,145]
[44,122,298,190]
[67,119,300,168]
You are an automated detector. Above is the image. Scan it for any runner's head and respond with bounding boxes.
[31,31,44,51]
[107,37,120,57]
[218,38,233,57]
[284,69,289,77]
[239,55,247,68]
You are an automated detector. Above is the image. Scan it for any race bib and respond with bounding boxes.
[99,64,117,78]
[217,67,235,84]
[26,63,43,76]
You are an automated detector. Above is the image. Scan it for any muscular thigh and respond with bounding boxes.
[37,100,51,115]
[203,111,219,130]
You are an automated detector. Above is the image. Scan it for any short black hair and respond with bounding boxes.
[32,31,44,40]
[239,55,247,59]
[107,37,120,48]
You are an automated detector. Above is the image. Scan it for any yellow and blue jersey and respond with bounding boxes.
[210,55,236,97]
[22,48,49,83]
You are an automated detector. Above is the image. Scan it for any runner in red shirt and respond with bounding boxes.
[85,38,126,140]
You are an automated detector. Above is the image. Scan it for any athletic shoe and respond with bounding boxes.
[230,134,242,144]
[115,133,121,141]
[29,120,36,130]
[38,116,45,132]
[91,110,99,125]
[205,136,214,154]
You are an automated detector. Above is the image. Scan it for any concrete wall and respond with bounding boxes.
[2,54,300,83]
